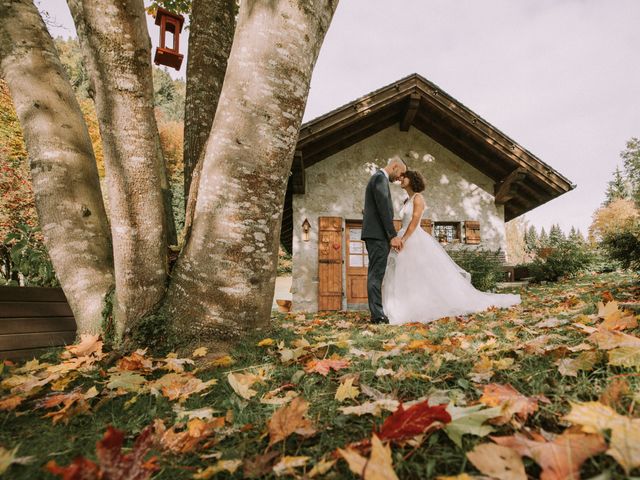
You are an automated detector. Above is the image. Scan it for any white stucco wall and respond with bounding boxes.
[291,126,507,312]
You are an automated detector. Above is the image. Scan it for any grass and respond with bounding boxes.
[1,271,640,479]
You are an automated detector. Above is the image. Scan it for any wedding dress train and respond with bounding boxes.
[381,196,521,325]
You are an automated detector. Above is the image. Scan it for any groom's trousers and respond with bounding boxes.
[364,239,390,320]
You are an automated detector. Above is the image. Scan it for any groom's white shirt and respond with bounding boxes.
[381,169,389,181]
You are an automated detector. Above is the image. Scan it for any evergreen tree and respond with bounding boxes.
[621,137,640,205]
[538,227,549,248]
[548,224,565,246]
[603,166,629,206]
[524,225,538,253]
[568,226,586,245]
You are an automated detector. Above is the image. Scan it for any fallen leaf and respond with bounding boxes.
[307,458,336,478]
[491,431,606,480]
[106,371,147,393]
[556,351,598,377]
[161,353,194,373]
[535,317,569,329]
[479,384,540,425]
[193,459,242,478]
[0,446,34,475]
[227,372,263,400]
[304,358,350,376]
[338,434,399,480]
[335,377,360,402]
[153,417,224,453]
[607,346,640,369]
[0,395,24,411]
[564,401,640,474]
[466,443,526,480]
[242,451,280,478]
[588,328,640,350]
[208,355,234,368]
[272,456,310,477]
[148,373,216,402]
[444,404,502,447]
[47,426,158,480]
[116,350,153,372]
[192,347,208,358]
[257,338,275,347]
[339,399,400,417]
[62,334,103,359]
[378,401,451,443]
[267,397,316,446]
[599,378,630,408]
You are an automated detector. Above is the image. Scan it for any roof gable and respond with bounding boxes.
[280,73,575,252]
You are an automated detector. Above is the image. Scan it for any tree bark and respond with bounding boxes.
[183,0,236,213]
[67,0,168,338]
[166,0,338,346]
[0,0,114,334]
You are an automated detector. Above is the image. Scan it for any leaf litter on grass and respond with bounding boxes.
[1,272,640,478]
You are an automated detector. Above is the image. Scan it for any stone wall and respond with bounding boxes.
[291,126,507,312]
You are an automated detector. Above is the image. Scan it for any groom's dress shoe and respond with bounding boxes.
[371,316,390,325]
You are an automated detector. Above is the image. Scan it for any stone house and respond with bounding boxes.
[280,74,574,312]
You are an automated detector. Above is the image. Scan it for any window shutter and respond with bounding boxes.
[464,221,481,244]
[318,217,343,311]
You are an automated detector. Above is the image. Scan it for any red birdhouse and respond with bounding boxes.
[153,7,185,70]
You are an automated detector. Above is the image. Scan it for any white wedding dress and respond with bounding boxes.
[382,195,521,325]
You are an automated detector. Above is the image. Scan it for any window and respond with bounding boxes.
[347,227,369,268]
[433,222,460,244]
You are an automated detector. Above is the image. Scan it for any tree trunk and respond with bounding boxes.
[67,0,168,338]
[183,0,236,207]
[166,0,338,346]
[0,0,113,334]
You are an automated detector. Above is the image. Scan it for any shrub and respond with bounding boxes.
[1,223,58,287]
[528,238,591,282]
[448,248,504,291]
[601,220,640,270]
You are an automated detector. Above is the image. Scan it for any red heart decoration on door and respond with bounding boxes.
[333,242,340,250]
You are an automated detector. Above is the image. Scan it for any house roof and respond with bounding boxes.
[280,73,575,252]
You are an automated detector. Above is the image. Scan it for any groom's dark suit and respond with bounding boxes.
[361,170,397,322]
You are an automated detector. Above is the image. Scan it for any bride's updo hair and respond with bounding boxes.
[404,170,426,193]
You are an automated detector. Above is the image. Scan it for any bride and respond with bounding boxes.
[381,170,521,325]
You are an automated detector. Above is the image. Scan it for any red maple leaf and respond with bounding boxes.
[377,401,451,442]
[47,426,158,480]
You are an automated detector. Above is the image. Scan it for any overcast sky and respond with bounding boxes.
[42,0,640,235]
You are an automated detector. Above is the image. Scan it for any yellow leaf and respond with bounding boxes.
[192,347,208,358]
[335,377,360,402]
[227,372,262,400]
[208,355,234,368]
[608,346,640,369]
[557,351,598,377]
[307,458,336,478]
[564,401,640,474]
[272,456,310,476]
[338,434,399,480]
[466,443,526,480]
[257,338,275,347]
[193,459,242,479]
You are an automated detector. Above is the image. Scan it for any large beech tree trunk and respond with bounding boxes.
[0,0,113,334]
[166,0,338,345]
[67,0,169,336]
[183,0,236,205]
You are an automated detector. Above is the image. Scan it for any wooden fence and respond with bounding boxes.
[0,287,76,361]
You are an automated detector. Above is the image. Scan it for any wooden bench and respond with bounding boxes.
[0,287,76,361]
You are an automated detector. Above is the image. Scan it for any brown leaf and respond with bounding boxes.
[491,431,606,480]
[153,417,224,454]
[466,443,527,480]
[267,397,316,446]
[599,378,630,408]
[479,384,540,425]
[62,334,103,359]
[338,434,399,480]
[587,327,640,350]
[242,450,280,479]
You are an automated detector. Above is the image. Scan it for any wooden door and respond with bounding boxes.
[345,223,368,306]
[318,217,343,310]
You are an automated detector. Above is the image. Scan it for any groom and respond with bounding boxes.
[361,157,407,324]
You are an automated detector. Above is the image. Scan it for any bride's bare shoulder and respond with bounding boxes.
[413,193,426,206]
